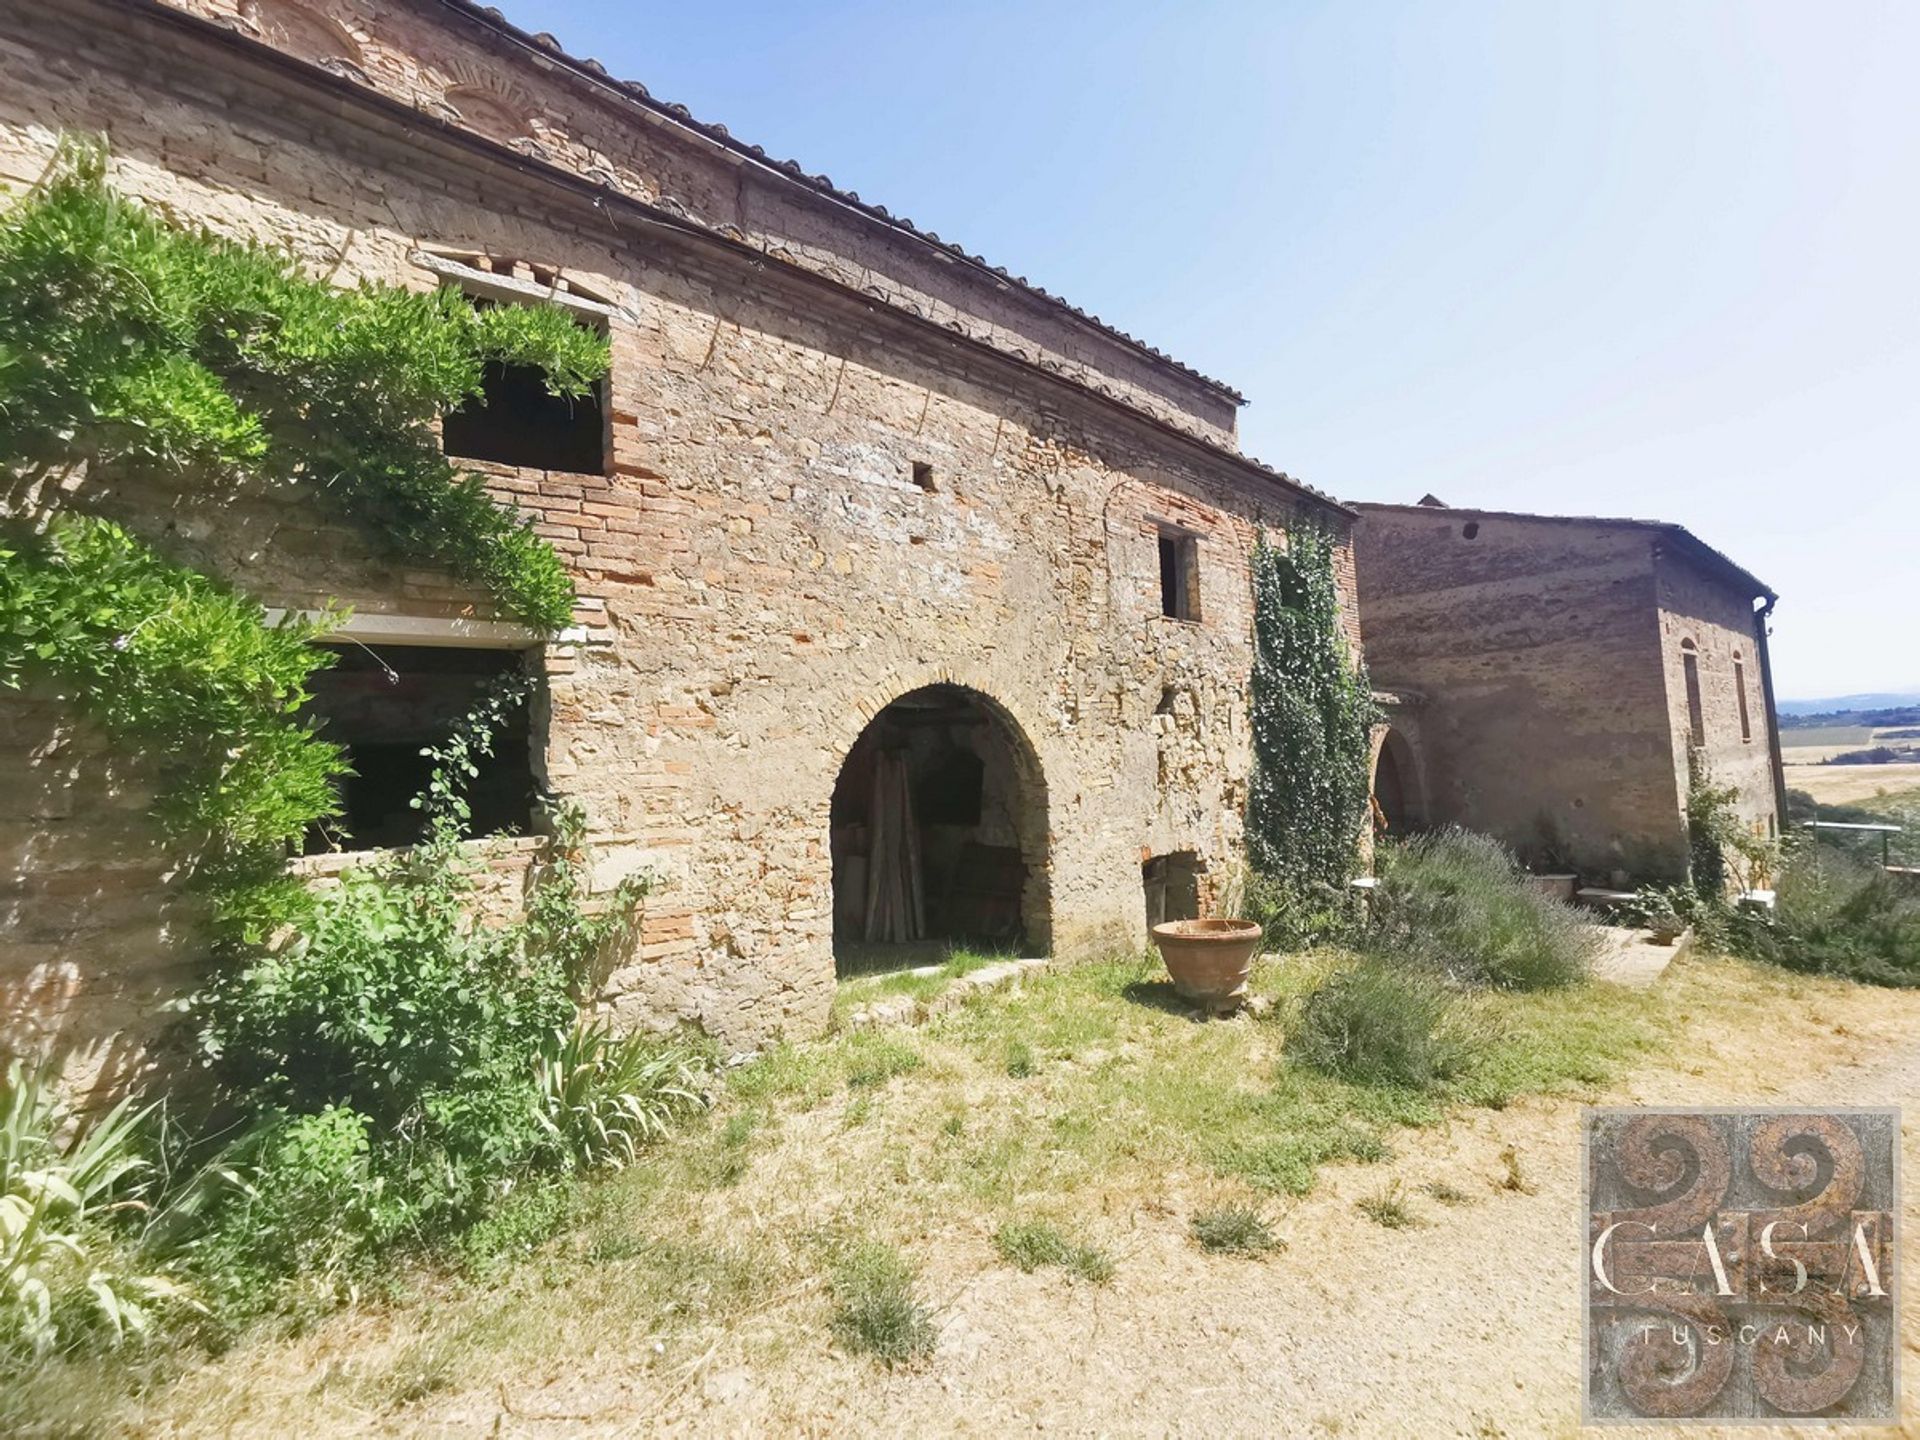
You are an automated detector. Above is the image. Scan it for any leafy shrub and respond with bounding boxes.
[176,1106,401,1320]
[535,1021,708,1171]
[193,685,657,1280]
[1226,866,1356,952]
[1686,766,1778,899]
[201,833,573,1223]
[449,1180,578,1279]
[1190,1206,1281,1255]
[828,1242,936,1365]
[1733,843,1920,987]
[1366,830,1598,989]
[1287,959,1466,1090]
[0,1063,192,1356]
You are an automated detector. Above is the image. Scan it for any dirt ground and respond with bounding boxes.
[120,955,1920,1440]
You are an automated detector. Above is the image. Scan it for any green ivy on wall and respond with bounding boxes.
[0,140,603,631]
[1245,525,1378,891]
[0,139,611,934]
[0,516,344,940]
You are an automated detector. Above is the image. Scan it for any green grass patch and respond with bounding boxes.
[992,1222,1114,1283]
[1190,1206,1281,1256]
[832,947,1011,1017]
[828,1241,937,1366]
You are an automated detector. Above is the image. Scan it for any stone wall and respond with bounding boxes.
[164,0,1245,448]
[1353,507,1690,879]
[0,0,1355,1074]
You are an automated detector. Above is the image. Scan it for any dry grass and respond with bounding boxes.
[18,947,1696,1435]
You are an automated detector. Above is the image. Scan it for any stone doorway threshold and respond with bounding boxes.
[840,956,1051,1031]
[1591,925,1692,988]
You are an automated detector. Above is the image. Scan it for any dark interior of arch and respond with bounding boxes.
[1374,732,1410,836]
[830,684,1038,972]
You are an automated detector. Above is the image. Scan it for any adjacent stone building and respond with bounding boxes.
[0,0,1359,1087]
[1353,500,1786,883]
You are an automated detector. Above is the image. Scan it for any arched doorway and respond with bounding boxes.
[830,684,1049,973]
[1371,727,1421,838]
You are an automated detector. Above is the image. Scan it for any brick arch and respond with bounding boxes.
[241,0,364,69]
[1370,723,1427,836]
[825,670,1052,962]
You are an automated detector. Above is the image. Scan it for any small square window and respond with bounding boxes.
[911,461,936,492]
[1158,531,1199,622]
[441,296,608,474]
[301,644,537,853]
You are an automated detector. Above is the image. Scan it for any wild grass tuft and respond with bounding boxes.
[1190,1206,1282,1256]
[1356,1180,1417,1229]
[1286,958,1466,1090]
[844,1034,924,1091]
[828,1242,936,1366]
[992,1222,1113,1283]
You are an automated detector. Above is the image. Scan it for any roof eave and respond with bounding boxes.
[436,0,1249,406]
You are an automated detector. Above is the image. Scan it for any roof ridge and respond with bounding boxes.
[446,1,1248,405]
[1350,502,1771,596]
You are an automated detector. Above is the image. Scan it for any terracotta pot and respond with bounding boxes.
[1150,918,1264,1013]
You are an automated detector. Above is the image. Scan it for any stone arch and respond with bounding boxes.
[1370,724,1426,838]
[826,678,1051,972]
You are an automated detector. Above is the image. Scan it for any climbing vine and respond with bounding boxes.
[0,147,679,1321]
[0,139,610,935]
[0,140,603,630]
[1245,525,1378,891]
[0,516,344,940]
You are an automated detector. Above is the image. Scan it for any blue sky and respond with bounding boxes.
[508,1,1917,700]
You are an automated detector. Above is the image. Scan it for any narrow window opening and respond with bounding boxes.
[1143,852,1204,927]
[1680,640,1705,747]
[1157,531,1198,621]
[1734,656,1752,743]
[441,295,608,474]
[1155,686,1179,716]
[910,461,936,492]
[300,644,537,853]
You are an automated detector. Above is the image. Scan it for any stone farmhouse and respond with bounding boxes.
[0,0,1363,1082]
[1353,499,1786,883]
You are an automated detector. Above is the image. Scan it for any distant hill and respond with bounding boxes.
[1779,690,1920,717]
[1779,699,1920,731]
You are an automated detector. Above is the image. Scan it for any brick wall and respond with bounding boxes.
[1353,508,1689,879]
[161,0,1244,447]
[1652,551,1780,846]
[0,0,1350,1076]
